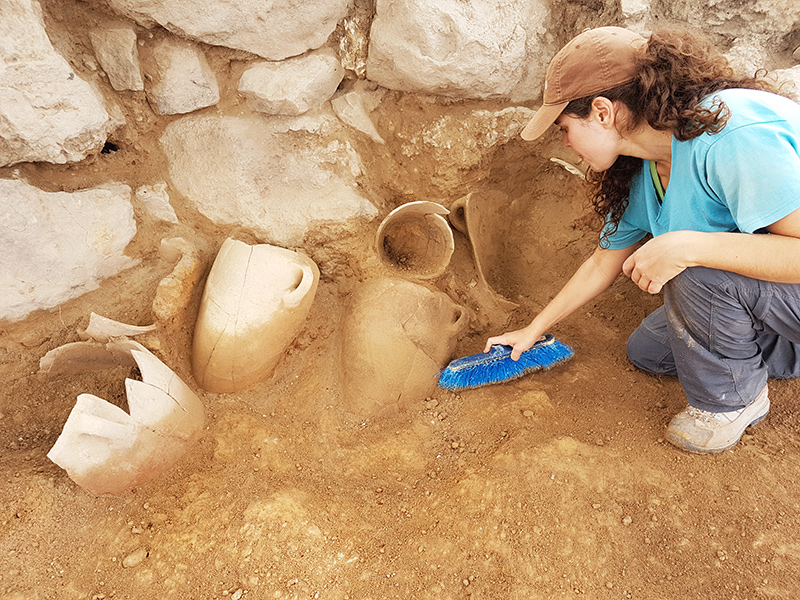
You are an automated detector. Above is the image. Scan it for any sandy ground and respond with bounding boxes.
[3,20,800,598]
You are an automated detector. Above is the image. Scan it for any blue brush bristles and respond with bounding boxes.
[437,334,574,392]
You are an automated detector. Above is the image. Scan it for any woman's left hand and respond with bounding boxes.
[622,231,695,294]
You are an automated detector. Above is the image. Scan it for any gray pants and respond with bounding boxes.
[626,267,800,412]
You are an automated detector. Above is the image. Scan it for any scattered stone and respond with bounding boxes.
[135,182,179,224]
[622,516,633,525]
[331,81,386,143]
[122,547,148,568]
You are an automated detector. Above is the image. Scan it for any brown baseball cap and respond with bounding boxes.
[520,26,646,141]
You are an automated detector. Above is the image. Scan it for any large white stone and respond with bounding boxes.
[0,0,113,166]
[238,48,345,116]
[106,0,352,60]
[159,114,377,246]
[142,36,219,115]
[89,24,144,91]
[0,179,138,323]
[366,0,549,101]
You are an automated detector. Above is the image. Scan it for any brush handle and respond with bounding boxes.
[448,334,554,371]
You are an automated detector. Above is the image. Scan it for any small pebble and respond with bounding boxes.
[622,516,633,525]
[122,547,148,568]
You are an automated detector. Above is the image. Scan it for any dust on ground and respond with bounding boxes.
[3,19,800,600]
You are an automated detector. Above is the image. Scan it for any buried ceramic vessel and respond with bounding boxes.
[449,190,518,310]
[192,237,319,393]
[47,340,205,495]
[342,277,468,417]
[375,201,454,279]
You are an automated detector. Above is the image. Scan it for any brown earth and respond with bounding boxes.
[3,6,800,598]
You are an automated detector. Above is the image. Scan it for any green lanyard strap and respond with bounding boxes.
[649,160,665,204]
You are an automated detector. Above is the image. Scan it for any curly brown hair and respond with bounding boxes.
[562,27,777,242]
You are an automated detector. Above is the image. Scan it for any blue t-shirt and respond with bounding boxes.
[601,88,800,250]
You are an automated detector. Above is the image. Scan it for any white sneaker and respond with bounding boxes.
[665,386,769,453]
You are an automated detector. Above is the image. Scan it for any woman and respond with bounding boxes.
[485,26,800,453]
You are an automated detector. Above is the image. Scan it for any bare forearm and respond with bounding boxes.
[686,231,800,283]
[485,245,632,358]
[530,248,624,332]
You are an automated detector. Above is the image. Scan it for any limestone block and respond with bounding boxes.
[0,179,137,323]
[142,37,219,115]
[159,114,377,246]
[238,48,345,116]
[366,0,548,100]
[106,0,352,60]
[90,24,144,91]
[192,238,320,393]
[0,0,113,166]
[342,277,468,418]
[47,341,205,495]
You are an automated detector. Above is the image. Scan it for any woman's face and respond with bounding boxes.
[554,108,622,172]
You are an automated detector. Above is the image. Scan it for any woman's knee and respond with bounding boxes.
[627,307,677,375]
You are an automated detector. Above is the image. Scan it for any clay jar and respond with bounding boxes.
[192,238,319,393]
[375,201,454,279]
[449,190,518,310]
[342,277,468,418]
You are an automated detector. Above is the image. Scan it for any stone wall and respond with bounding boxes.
[1,0,799,322]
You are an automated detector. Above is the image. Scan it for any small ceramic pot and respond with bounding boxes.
[375,201,454,279]
[192,238,319,393]
[342,277,468,418]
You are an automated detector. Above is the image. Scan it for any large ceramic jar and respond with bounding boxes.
[192,238,319,393]
[342,277,468,418]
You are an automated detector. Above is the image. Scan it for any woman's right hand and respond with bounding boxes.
[484,326,545,361]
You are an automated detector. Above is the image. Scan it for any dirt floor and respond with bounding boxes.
[3,15,800,597]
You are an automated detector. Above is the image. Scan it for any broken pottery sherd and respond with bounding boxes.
[191,238,319,393]
[151,237,205,325]
[376,201,454,280]
[449,191,519,310]
[47,341,205,495]
[79,312,158,342]
[342,277,468,418]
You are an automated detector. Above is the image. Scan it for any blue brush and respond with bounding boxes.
[438,334,574,392]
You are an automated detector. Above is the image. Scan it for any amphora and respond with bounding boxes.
[192,238,319,393]
[342,277,468,418]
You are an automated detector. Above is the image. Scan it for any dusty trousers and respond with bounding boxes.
[626,266,800,412]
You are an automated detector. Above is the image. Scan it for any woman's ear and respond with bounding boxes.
[591,96,616,129]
